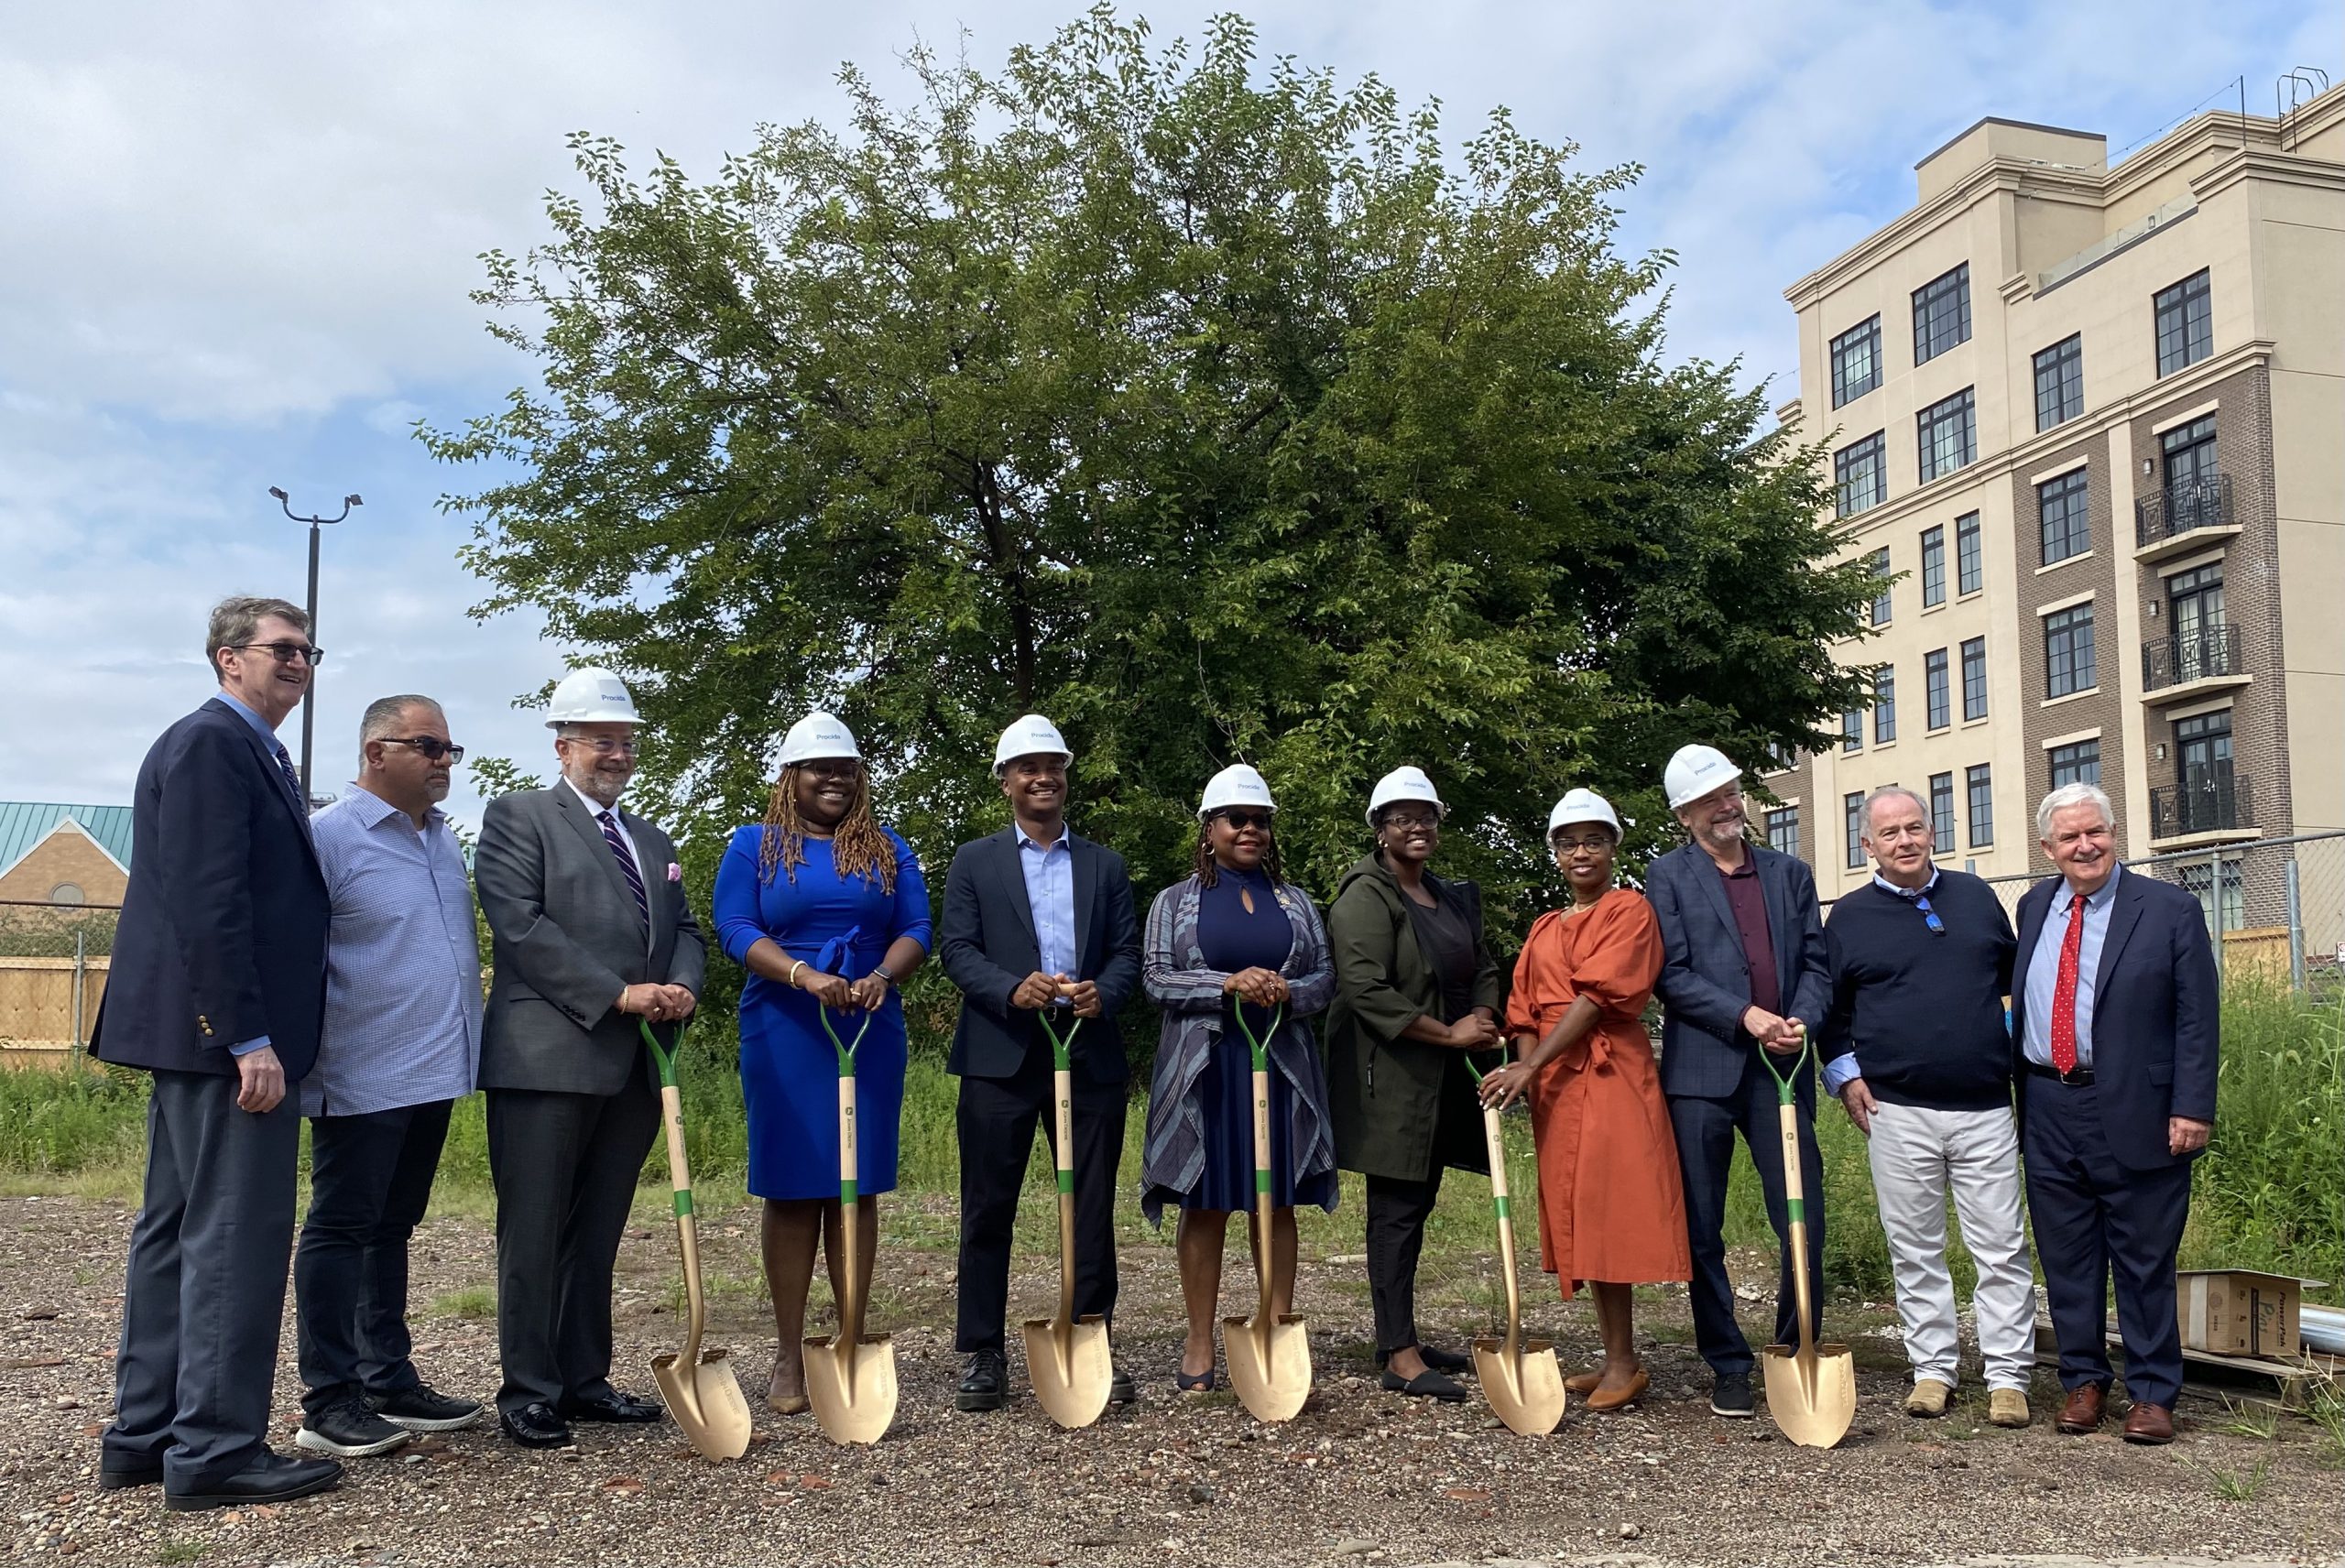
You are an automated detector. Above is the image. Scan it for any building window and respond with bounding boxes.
[1871,547,1892,626]
[1835,432,1887,518]
[2045,604,2096,697]
[1913,264,1972,365]
[2049,738,2101,789]
[1845,792,1867,869]
[1956,511,1982,594]
[1920,526,1946,607]
[2178,858,2244,935]
[1874,664,1897,743]
[2034,334,2084,430]
[1960,637,1988,721]
[2154,269,2212,376]
[1925,648,1951,730]
[1767,807,1800,858]
[2038,468,2090,565]
[1916,387,1977,483]
[1830,315,1882,408]
[1967,764,1994,847]
[1842,707,1864,753]
[1929,772,1956,855]
[1761,741,1797,774]
[49,882,87,907]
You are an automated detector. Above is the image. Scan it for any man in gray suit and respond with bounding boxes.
[474,667,706,1449]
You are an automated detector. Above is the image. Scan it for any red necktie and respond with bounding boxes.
[2049,892,2085,1074]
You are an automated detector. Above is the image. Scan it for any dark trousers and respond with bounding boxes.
[2022,1073,2192,1409]
[294,1098,455,1418]
[1365,1171,1445,1355]
[486,1077,660,1416]
[1669,1057,1826,1378]
[105,1071,301,1488]
[954,1057,1125,1354]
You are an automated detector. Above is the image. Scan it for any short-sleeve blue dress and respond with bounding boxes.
[712,824,933,1201]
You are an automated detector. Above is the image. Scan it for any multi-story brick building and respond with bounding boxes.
[1767,85,2343,934]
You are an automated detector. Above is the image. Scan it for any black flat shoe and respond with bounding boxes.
[955,1348,1008,1412]
[499,1402,573,1449]
[1377,1343,1471,1374]
[1108,1366,1138,1407]
[1175,1367,1217,1394]
[557,1390,662,1424]
[165,1452,342,1511]
[1380,1367,1467,1402]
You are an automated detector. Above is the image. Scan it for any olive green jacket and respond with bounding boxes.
[1325,851,1506,1181]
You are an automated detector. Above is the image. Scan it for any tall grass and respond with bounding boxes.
[2185,979,2343,1293]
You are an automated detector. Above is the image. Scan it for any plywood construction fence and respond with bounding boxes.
[0,956,109,1066]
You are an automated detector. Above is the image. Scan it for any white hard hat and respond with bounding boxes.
[1365,766,1447,827]
[545,667,640,727]
[1663,743,1742,811]
[993,713,1074,775]
[777,711,859,768]
[1548,788,1622,839]
[1199,764,1276,818]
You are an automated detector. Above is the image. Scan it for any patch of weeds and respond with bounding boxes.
[2203,1457,2272,1502]
[155,1539,207,1565]
[2304,1369,2345,1468]
[2215,1396,2281,1440]
[431,1285,495,1320]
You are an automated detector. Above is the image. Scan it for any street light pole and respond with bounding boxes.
[267,486,362,800]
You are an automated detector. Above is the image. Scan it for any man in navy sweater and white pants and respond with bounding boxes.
[1820,787,2034,1429]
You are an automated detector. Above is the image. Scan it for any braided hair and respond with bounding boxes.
[758,762,898,893]
[1194,811,1285,891]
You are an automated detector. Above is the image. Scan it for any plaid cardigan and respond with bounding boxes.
[1139,873,1337,1226]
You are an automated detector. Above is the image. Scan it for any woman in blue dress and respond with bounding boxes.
[712,712,931,1414]
[1140,764,1337,1391]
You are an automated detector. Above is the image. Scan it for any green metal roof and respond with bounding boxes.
[0,803,135,877]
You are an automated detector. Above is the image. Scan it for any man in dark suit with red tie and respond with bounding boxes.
[2013,782,2218,1445]
[93,596,342,1508]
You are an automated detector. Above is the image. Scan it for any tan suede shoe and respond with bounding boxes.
[1903,1377,1953,1417]
[1988,1388,2030,1427]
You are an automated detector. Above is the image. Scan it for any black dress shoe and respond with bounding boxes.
[1107,1365,1138,1407]
[955,1347,1009,1412]
[98,1457,164,1490]
[557,1390,663,1424]
[500,1402,574,1449]
[165,1452,343,1512]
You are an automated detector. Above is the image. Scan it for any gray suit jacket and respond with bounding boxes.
[474,785,707,1097]
[1647,840,1831,1101]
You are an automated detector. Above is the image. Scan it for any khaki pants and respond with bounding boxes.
[1865,1100,2036,1390]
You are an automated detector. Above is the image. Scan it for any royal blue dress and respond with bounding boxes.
[712,825,933,1202]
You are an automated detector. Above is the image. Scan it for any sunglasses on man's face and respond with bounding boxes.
[1216,811,1272,833]
[381,736,464,764]
[234,640,324,666]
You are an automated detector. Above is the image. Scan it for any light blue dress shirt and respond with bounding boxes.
[300,783,485,1116]
[216,689,298,1058]
[1821,866,1945,1095]
[1018,824,1077,982]
[2022,863,2123,1071]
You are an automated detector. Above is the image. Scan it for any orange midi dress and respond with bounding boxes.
[1505,887,1692,1299]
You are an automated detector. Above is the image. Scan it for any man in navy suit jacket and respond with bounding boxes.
[92,596,341,1509]
[1645,746,1832,1420]
[2014,782,2218,1445]
[936,715,1141,1413]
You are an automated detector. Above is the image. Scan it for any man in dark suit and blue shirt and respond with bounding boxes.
[1644,744,1831,1420]
[2014,782,2218,1445]
[93,595,343,1509]
[938,714,1142,1413]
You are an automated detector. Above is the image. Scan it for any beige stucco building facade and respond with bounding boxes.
[1766,86,2344,921]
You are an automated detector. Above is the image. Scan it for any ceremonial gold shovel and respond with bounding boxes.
[1020,1004,1114,1428]
[1221,1004,1311,1422]
[640,1021,753,1462]
[1465,1048,1565,1435]
[1758,1028,1855,1448]
[803,1007,899,1445]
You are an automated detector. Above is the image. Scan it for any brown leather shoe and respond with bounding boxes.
[2055,1383,2106,1434]
[2121,1401,2175,1444]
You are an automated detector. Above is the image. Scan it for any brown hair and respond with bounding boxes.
[1194,812,1285,891]
[758,762,897,893]
[205,595,309,677]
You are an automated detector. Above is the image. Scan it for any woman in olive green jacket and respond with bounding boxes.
[1325,768,1504,1399]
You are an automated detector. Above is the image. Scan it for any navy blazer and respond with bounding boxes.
[2011,867,2219,1171]
[1647,841,1832,1100]
[936,825,1141,1085]
[91,698,330,1081]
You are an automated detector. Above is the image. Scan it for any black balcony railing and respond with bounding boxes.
[2151,768,2253,839]
[2135,472,2234,548]
[2143,622,2243,691]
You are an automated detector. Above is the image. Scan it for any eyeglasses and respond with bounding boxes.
[561,735,639,757]
[381,736,465,764]
[1216,811,1272,832]
[1552,835,1614,855]
[1380,810,1440,831]
[233,640,324,666]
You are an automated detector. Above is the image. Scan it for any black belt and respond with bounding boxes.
[2023,1060,2095,1087]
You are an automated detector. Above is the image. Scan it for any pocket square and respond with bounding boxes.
[666,862,682,882]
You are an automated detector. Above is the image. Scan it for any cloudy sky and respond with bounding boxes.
[3,1,2327,829]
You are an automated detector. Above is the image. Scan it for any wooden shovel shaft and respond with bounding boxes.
[1480,1105,1522,1360]
[1053,1063,1078,1330]
[660,1083,707,1368]
[836,1072,864,1363]
[1250,1063,1276,1327]
[1776,1099,1817,1362]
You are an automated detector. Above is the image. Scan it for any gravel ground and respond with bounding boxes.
[3,1192,2340,1568]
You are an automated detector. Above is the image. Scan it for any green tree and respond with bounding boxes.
[425,6,1873,945]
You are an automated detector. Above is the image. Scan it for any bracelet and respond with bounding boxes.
[870,964,896,985]
[787,961,805,988]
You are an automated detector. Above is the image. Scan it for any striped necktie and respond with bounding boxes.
[597,809,651,933]
[271,740,304,804]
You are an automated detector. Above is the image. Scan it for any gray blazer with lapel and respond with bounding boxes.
[474,784,707,1096]
[1647,840,1831,1100]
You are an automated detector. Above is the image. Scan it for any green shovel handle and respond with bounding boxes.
[818,1005,874,1076]
[638,1018,685,1087]
[1230,999,1284,1073]
[1038,1007,1083,1072]
[1756,1023,1814,1105]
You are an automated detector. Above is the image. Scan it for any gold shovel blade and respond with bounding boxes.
[1021,1312,1114,1430]
[1470,1334,1565,1435]
[653,1345,754,1462]
[1222,1312,1311,1422]
[1761,1341,1857,1449]
[803,1331,900,1446]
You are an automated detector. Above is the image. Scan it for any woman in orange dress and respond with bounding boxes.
[1479,788,1691,1411]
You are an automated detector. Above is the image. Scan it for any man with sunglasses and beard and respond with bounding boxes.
[1818,787,2032,1428]
[288,696,487,1462]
